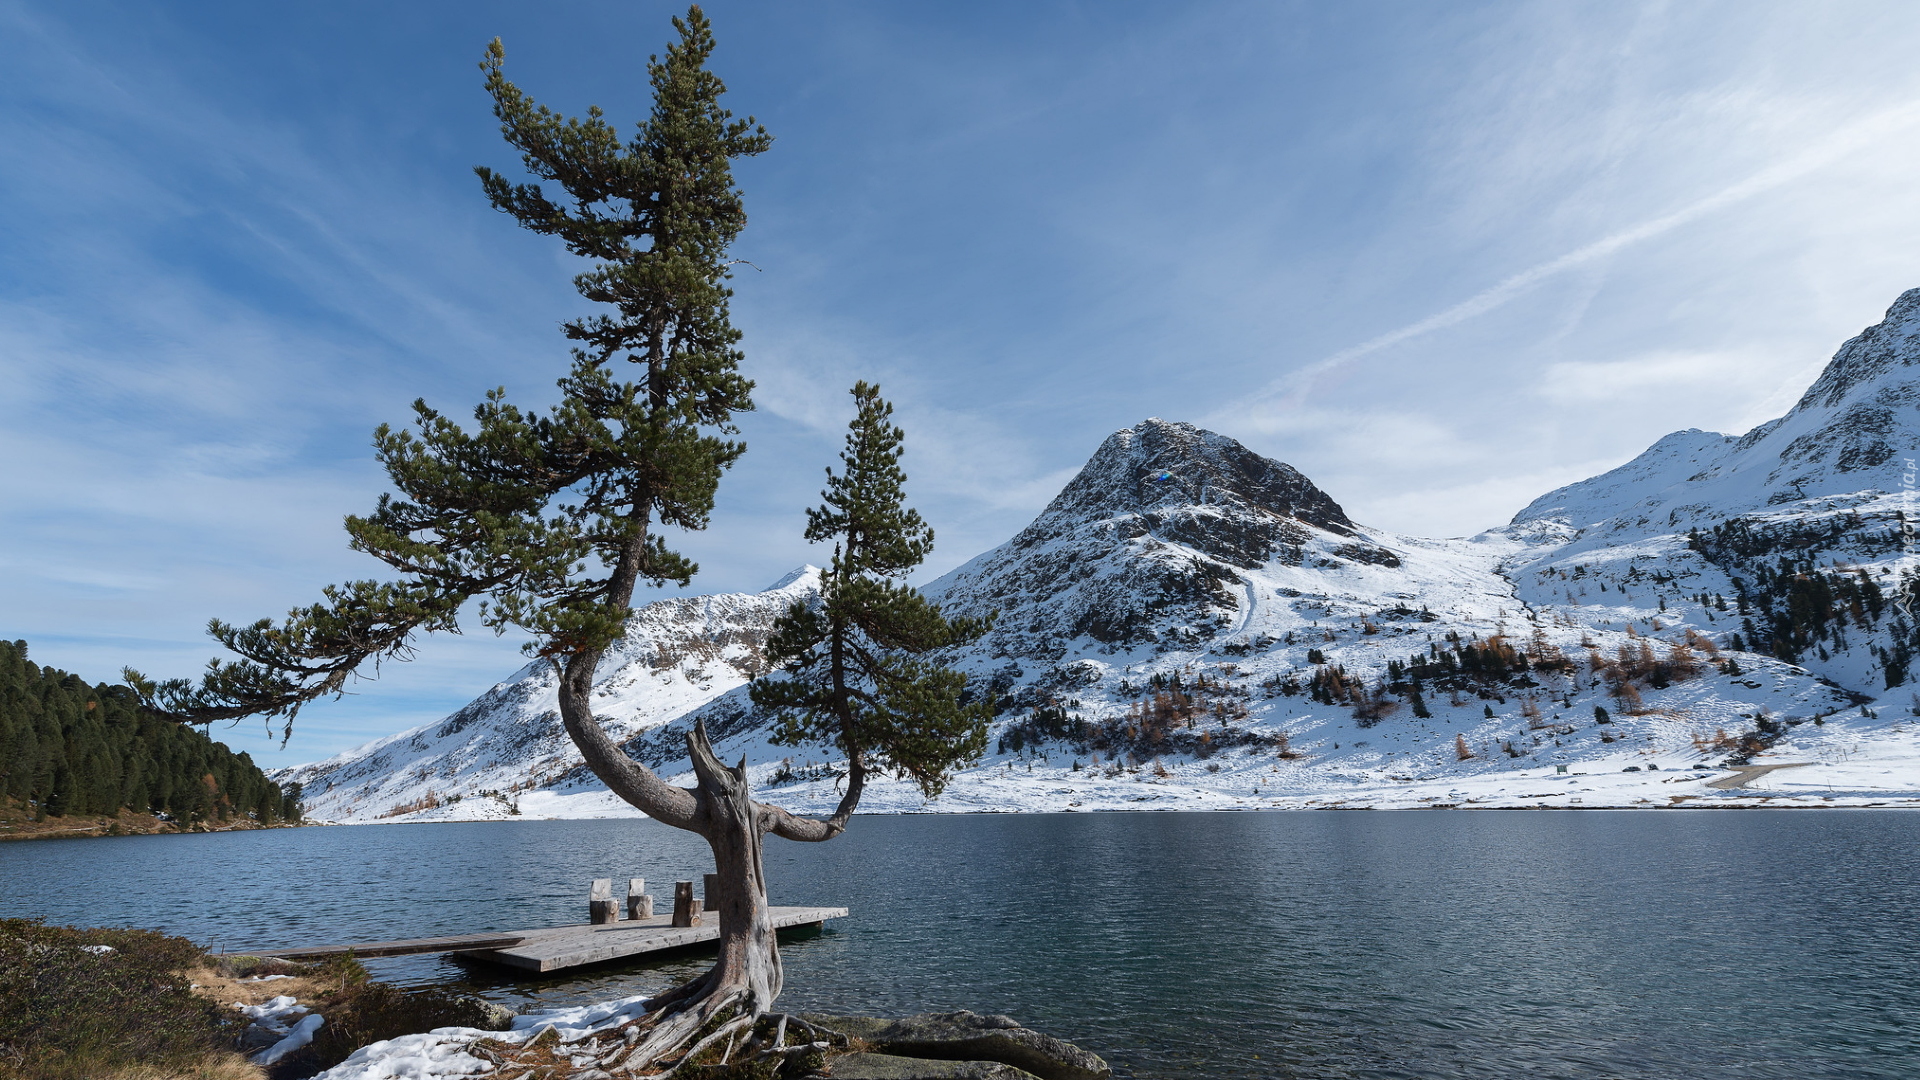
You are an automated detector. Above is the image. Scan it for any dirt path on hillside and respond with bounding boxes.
[1706,762,1814,789]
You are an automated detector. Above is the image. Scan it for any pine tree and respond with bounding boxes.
[116,9,963,1066]
[752,382,990,802]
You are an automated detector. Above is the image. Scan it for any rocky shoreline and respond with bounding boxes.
[0,806,305,842]
[314,1003,1111,1080]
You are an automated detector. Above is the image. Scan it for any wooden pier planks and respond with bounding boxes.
[241,932,529,960]
[237,905,847,973]
[461,905,848,973]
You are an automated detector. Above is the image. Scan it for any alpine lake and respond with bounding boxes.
[4,809,1918,1079]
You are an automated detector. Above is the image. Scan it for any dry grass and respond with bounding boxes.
[183,963,325,1012]
[41,1055,265,1080]
[0,922,512,1080]
[0,920,249,1080]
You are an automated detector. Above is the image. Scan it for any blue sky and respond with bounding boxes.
[7,0,1920,768]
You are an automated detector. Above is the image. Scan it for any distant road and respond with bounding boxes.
[1706,762,1813,790]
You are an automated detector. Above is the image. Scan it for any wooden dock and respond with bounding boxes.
[241,906,846,974]
[463,906,847,973]
[240,932,529,960]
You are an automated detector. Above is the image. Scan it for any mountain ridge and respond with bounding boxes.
[279,290,1920,819]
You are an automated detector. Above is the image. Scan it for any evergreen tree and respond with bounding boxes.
[752,382,990,801]
[0,640,284,825]
[119,9,962,1066]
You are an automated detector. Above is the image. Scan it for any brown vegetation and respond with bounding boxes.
[0,919,515,1080]
[0,920,255,1080]
[379,790,444,818]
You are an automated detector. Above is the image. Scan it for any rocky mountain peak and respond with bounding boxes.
[1790,286,1920,413]
[1030,418,1354,539]
[925,420,1389,657]
[1515,287,1920,533]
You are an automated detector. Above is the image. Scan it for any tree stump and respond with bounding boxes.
[590,878,618,924]
[627,878,652,920]
[672,880,703,927]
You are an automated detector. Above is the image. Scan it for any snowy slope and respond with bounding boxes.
[282,569,820,822]
[281,292,1920,820]
[1501,288,1920,695]
[1515,287,1920,536]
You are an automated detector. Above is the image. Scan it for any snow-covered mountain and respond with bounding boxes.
[282,569,821,822]
[1516,287,1920,533]
[280,291,1920,819]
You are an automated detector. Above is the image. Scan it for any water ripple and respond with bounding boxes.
[3,811,1918,1078]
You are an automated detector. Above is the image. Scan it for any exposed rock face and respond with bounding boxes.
[926,419,1397,657]
[822,1054,1041,1079]
[1040,418,1354,539]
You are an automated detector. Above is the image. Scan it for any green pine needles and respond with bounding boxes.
[129,7,767,737]
[751,383,991,800]
[116,11,995,1047]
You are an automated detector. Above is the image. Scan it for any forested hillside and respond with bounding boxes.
[0,640,297,827]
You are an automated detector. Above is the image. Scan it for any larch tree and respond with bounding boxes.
[123,6,983,1069]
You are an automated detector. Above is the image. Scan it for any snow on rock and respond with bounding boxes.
[1514,287,1920,536]
[237,996,325,1066]
[922,417,1397,661]
[311,994,654,1080]
[281,291,1920,819]
[257,1012,325,1066]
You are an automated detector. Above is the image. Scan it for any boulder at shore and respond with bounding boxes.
[825,1052,1042,1079]
[802,1011,1111,1080]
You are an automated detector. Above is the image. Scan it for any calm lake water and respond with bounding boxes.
[3,810,1918,1079]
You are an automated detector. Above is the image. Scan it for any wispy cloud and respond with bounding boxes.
[12,0,1920,768]
[1240,97,1920,412]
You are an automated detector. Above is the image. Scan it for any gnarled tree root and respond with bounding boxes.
[476,999,853,1078]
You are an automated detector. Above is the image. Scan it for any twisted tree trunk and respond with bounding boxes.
[555,652,863,1071]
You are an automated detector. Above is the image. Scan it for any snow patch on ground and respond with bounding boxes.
[313,994,654,1080]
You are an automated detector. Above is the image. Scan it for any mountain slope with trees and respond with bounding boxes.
[0,640,298,837]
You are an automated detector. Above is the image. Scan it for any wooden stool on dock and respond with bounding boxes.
[589,879,619,924]
[672,880,702,927]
